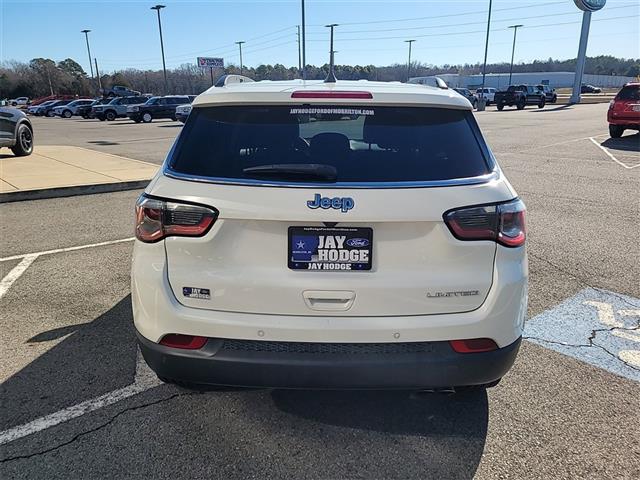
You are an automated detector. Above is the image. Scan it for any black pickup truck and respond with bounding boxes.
[494,85,546,110]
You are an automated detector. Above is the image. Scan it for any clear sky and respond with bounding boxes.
[1,0,638,74]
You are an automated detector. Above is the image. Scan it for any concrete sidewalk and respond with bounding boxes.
[0,146,158,202]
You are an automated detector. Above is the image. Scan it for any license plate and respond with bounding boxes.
[288,226,372,271]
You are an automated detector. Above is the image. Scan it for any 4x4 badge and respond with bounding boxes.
[307,194,354,213]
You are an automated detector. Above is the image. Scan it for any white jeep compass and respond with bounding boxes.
[132,76,527,391]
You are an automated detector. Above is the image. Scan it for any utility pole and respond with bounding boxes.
[324,24,338,83]
[301,0,306,80]
[404,39,416,82]
[508,24,523,85]
[151,5,168,94]
[297,25,302,74]
[235,41,246,75]
[80,30,94,79]
[94,58,102,90]
[479,0,493,111]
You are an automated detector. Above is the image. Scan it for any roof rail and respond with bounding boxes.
[215,74,255,87]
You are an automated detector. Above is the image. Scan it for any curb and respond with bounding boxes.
[0,179,150,204]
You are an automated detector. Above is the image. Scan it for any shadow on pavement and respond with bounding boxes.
[530,104,574,113]
[601,133,640,153]
[0,296,137,430]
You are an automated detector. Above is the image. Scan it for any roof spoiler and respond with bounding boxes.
[215,74,255,87]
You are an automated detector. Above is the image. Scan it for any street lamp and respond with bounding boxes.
[404,39,416,82]
[80,30,94,79]
[324,24,338,83]
[479,0,493,110]
[150,4,168,94]
[508,24,523,85]
[235,41,246,75]
[301,0,306,80]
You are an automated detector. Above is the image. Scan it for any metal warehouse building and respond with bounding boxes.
[412,72,635,89]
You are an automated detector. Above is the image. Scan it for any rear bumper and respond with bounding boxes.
[137,331,521,389]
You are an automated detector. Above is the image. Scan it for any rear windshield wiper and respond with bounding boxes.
[243,163,337,182]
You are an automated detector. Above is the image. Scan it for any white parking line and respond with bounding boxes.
[0,350,161,445]
[0,255,38,300]
[0,237,135,262]
[588,137,640,169]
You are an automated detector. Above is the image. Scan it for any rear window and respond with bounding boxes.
[617,85,639,101]
[169,106,491,184]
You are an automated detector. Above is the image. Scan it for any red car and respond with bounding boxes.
[608,82,640,138]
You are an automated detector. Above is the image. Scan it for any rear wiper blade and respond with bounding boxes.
[243,163,337,182]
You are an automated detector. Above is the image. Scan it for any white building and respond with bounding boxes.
[411,72,635,89]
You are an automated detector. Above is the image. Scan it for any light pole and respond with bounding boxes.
[301,0,306,80]
[404,39,416,82]
[324,24,338,83]
[508,24,523,85]
[150,4,168,94]
[478,0,493,111]
[80,30,94,79]
[235,41,246,75]
[297,25,302,74]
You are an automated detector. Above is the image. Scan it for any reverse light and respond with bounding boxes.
[443,198,526,248]
[291,90,373,99]
[449,338,498,353]
[160,334,207,350]
[135,194,218,243]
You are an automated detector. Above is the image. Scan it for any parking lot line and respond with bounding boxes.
[0,255,38,300]
[588,137,640,169]
[0,237,135,262]
[0,350,161,446]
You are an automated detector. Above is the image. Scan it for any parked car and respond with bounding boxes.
[581,84,602,94]
[535,85,557,103]
[52,99,94,118]
[0,107,33,156]
[133,78,527,391]
[607,82,640,138]
[9,97,29,106]
[76,98,111,119]
[40,99,72,117]
[92,96,150,121]
[175,104,192,123]
[453,88,478,109]
[127,95,193,123]
[102,85,142,97]
[494,85,546,110]
[27,100,56,115]
[475,87,497,105]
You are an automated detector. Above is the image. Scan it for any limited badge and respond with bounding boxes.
[183,287,211,300]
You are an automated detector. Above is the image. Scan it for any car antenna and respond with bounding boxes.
[324,24,338,83]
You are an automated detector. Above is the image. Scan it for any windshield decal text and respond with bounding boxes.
[290,107,374,116]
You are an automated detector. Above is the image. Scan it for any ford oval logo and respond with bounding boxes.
[346,238,369,247]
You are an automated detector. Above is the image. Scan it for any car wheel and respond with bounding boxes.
[609,125,624,138]
[516,100,526,110]
[98,117,105,121]
[62,109,72,118]
[81,114,89,119]
[497,103,504,111]
[46,110,56,117]
[105,110,116,121]
[551,95,557,104]
[142,112,152,123]
[10,123,34,157]
[134,119,142,123]
[538,97,546,109]
[171,115,178,121]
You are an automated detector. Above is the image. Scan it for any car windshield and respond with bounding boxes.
[170,105,491,184]
[617,85,640,101]
[145,97,160,105]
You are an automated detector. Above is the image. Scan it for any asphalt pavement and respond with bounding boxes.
[0,103,638,479]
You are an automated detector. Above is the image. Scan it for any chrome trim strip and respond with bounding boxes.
[162,164,500,189]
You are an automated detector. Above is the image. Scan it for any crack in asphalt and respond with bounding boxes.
[528,252,640,310]
[525,323,640,373]
[0,390,201,463]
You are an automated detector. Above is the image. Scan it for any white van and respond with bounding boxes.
[475,87,497,105]
[132,78,527,391]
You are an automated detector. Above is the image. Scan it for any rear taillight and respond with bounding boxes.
[609,100,615,110]
[135,194,218,243]
[450,338,498,353]
[443,198,526,248]
[159,334,207,349]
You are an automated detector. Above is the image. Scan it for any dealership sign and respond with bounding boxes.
[197,57,224,68]
[573,0,606,12]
